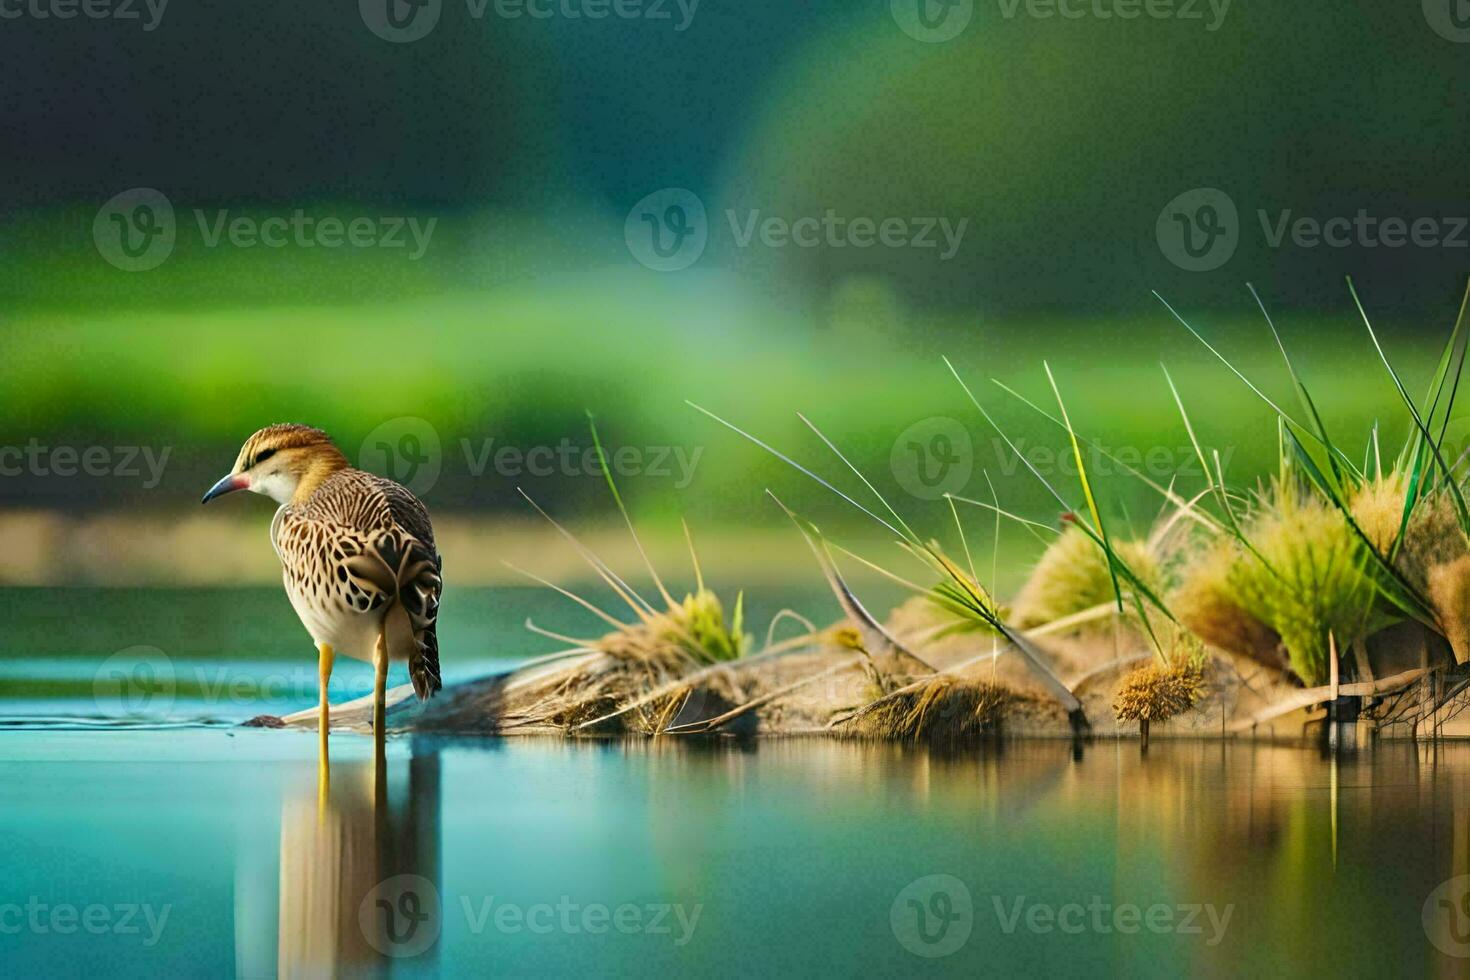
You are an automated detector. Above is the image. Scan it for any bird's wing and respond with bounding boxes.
[378,478,437,553]
[359,474,443,700]
[298,470,443,698]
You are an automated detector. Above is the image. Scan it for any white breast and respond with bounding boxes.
[281,571,383,662]
[272,511,384,663]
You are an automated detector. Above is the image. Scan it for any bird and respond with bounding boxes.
[201,424,442,741]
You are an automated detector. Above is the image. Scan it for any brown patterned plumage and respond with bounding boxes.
[273,468,443,699]
[203,424,443,716]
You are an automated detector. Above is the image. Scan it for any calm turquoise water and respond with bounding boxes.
[0,585,854,721]
[4,589,1470,977]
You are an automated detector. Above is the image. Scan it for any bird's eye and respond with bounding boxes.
[253,448,277,468]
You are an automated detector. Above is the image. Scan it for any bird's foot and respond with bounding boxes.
[242,714,287,729]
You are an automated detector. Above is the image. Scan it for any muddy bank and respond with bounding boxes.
[281,601,1466,742]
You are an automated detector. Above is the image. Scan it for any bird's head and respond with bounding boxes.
[202,424,349,506]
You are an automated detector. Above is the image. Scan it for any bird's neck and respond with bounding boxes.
[291,449,350,505]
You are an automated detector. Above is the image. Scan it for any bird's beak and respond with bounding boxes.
[201,473,248,504]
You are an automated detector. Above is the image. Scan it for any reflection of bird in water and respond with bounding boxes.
[273,745,442,977]
[201,424,443,745]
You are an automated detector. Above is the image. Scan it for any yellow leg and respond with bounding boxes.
[372,633,389,804]
[317,642,334,819]
[372,632,388,739]
[317,737,330,821]
[317,643,335,742]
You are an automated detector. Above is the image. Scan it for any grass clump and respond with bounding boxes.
[691,399,1094,729]
[574,588,750,732]
[521,574,753,735]
[1349,472,1408,554]
[511,418,766,735]
[1113,652,1207,743]
[843,675,1018,740]
[1171,477,1385,686]
[1398,491,1468,587]
[1395,491,1470,662]
[1214,482,1376,685]
[1012,524,1159,628]
[1428,558,1470,664]
[595,588,748,667]
[1151,281,1470,683]
[1172,536,1286,671]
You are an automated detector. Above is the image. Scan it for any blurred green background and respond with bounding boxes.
[2,0,1467,589]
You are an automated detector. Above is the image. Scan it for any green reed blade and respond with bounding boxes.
[1347,276,1470,534]
[1044,361,1124,613]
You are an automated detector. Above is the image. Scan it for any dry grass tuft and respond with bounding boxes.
[1172,537,1285,670]
[1349,472,1408,555]
[1012,525,1158,629]
[1113,656,1207,726]
[516,588,753,735]
[1398,492,1468,589]
[1429,556,1470,664]
[1388,491,1470,661]
[1173,481,1375,685]
[843,675,1019,740]
[532,668,744,735]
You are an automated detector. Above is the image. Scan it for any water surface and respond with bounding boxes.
[4,588,1470,976]
[9,731,1470,976]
